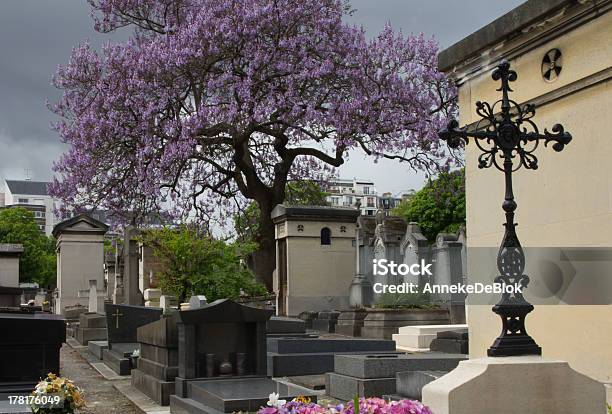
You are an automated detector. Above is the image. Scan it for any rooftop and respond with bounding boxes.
[438,0,573,72]
[5,180,51,196]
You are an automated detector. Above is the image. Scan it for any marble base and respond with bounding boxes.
[392,324,467,351]
[422,356,606,414]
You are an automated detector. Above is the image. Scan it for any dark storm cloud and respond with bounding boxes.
[0,0,524,191]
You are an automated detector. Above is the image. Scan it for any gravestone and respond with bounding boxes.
[52,214,108,315]
[335,309,367,337]
[75,311,107,345]
[122,226,142,305]
[326,353,467,401]
[170,299,317,413]
[132,315,178,405]
[188,295,207,309]
[0,309,66,393]
[144,288,162,308]
[102,303,163,375]
[312,310,340,333]
[160,295,178,313]
[0,244,23,289]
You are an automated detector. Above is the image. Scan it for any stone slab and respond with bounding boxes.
[76,327,107,345]
[429,338,468,354]
[267,316,306,334]
[185,377,317,413]
[267,337,396,354]
[267,351,400,377]
[79,312,107,328]
[88,340,109,360]
[362,310,451,339]
[326,372,396,401]
[334,353,466,379]
[138,357,178,381]
[396,370,446,400]
[393,324,468,351]
[113,380,171,414]
[105,303,163,344]
[103,345,138,376]
[422,356,606,414]
[132,368,175,406]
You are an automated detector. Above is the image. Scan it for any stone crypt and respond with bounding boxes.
[170,299,317,413]
[422,1,610,411]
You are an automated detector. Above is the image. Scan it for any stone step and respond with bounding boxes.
[102,348,132,376]
[396,370,447,400]
[131,368,175,406]
[170,394,224,414]
[88,340,108,360]
[326,372,396,401]
[267,337,396,354]
[267,351,400,377]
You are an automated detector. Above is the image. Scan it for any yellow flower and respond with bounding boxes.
[293,396,311,404]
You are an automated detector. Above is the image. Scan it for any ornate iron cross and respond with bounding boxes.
[439,60,572,357]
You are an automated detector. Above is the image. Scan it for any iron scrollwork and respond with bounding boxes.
[439,60,572,357]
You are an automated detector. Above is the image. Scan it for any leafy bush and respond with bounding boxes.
[0,208,56,287]
[393,169,465,242]
[373,292,439,310]
[141,225,267,303]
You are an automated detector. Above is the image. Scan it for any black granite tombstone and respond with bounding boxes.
[102,303,162,375]
[0,309,66,393]
[131,316,178,405]
[170,300,317,413]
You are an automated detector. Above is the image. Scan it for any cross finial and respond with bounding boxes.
[438,60,573,357]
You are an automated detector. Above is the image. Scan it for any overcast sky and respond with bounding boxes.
[0,0,524,196]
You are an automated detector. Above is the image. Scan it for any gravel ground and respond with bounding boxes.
[59,345,139,414]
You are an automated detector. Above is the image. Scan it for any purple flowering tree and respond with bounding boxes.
[50,0,457,288]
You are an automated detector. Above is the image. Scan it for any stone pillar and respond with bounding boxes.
[123,226,142,305]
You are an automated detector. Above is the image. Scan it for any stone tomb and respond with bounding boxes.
[267,337,397,377]
[326,353,467,401]
[361,309,450,340]
[0,309,66,393]
[102,303,163,375]
[132,315,178,405]
[170,299,317,413]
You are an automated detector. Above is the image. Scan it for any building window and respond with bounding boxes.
[35,211,42,218]
[363,187,369,195]
[340,226,347,233]
[18,198,28,203]
[320,227,331,245]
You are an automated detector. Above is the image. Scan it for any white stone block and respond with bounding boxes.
[393,324,468,351]
[180,303,190,311]
[143,288,162,300]
[160,295,178,310]
[188,295,207,309]
[422,356,605,414]
[144,300,160,307]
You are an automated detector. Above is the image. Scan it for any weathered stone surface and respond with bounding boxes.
[335,309,367,337]
[88,340,108,360]
[131,368,175,406]
[334,353,466,379]
[422,356,606,414]
[396,370,446,400]
[267,338,396,354]
[326,372,396,401]
[79,312,107,329]
[267,316,306,334]
[312,311,340,333]
[143,289,162,300]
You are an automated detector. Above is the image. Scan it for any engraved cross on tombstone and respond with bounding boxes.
[78,279,106,313]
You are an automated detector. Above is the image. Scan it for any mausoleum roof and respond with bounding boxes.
[52,213,109,237]
[438,0,574,72]
[271,204,360,223]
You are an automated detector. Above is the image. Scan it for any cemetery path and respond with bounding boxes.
[60,345,139,414]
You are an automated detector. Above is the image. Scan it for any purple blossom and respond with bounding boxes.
[50,0,457,226]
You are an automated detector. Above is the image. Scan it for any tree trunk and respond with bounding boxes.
[250,211,276,291]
